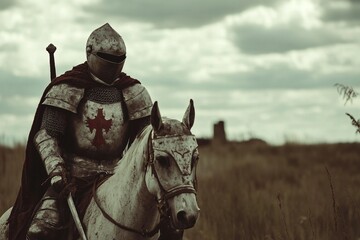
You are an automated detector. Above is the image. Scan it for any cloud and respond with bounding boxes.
[321,0,360,24]
[0,69,42,141]
[189,87,360,144]
[1,0,360,145]
[229,23,348,54]
[137,41,360,95]
[140,59,360,124]
[0,0,16,11]
[0,69,46,98]
[0,0,94,78]
[83,0,281,28]
[207,65,360,92]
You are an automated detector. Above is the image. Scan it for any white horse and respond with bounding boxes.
[0,100,200,240]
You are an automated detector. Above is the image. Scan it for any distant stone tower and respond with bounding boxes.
[212,121,227,145]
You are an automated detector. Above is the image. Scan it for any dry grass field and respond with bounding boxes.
[0,144,24,214]
[1,141,360,240]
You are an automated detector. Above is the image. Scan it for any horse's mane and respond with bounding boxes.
[116,125,152,169]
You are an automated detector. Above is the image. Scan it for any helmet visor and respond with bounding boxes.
[96,52,126,63]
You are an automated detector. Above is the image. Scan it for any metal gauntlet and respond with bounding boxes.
[34,129,67,186]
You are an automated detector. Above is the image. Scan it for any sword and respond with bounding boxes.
[67,193,88,240]
[46,44,88,240]
[46,43,57,81]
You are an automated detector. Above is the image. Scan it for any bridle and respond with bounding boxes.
[93,130,198,238]
[149,132,197,216]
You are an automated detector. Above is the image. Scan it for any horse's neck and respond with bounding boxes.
[96,126,159,230]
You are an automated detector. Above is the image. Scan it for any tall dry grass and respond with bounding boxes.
[0,144,24,213]
[185,142,360,240]
[1,142,360,239]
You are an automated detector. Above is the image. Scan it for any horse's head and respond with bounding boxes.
[145,100,200,230]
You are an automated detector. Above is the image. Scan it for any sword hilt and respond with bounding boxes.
[46,43,57,81]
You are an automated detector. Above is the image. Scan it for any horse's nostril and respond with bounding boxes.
[177,210,196,227]
[177,210,187,224]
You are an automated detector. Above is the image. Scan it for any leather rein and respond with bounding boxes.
[92,130,197,238]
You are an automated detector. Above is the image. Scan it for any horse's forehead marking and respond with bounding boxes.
[152,135,197,175]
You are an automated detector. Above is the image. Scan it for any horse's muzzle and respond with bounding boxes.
[168,193,200,229]
[177,209,198,228]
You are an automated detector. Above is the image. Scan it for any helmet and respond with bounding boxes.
[86,23,126,84]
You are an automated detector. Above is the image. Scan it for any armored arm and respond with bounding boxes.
[34,83,84,191]
[34,107,68,191]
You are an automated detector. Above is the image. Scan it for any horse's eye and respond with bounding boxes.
[157,156,171,168]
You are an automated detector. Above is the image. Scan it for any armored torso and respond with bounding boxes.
[41,81,152,178]
[69,87,128,159]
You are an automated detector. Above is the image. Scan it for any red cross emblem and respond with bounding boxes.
[86,108,112,147]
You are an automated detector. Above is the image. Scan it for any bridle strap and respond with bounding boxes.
[92,177,162,238]
[160,185,197,203]
[150,163,197,202]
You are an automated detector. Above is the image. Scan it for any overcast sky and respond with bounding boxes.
[0,0,360,145]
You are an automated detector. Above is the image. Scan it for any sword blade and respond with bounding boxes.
[67,193,88,240]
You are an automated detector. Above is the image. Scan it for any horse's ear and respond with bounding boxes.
[151,101,163,131]
[182,99,195,130]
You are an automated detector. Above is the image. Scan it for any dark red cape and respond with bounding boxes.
[8,62,140,240]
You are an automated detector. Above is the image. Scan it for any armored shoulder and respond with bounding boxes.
[42,83,85,113]
[123,83,152,120]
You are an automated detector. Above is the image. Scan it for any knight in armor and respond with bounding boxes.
[8,23,183,240]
